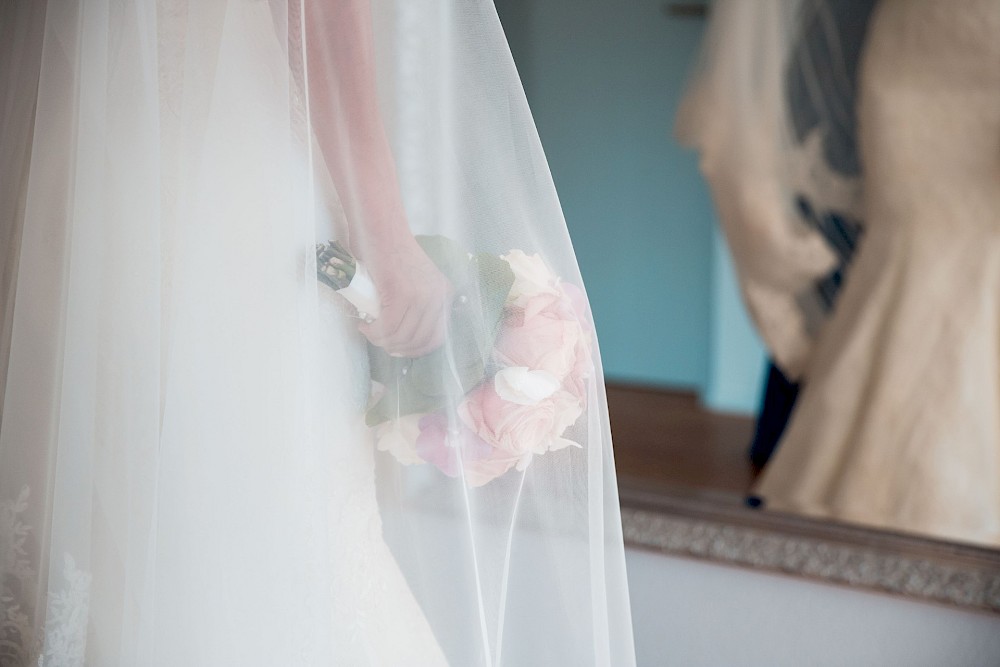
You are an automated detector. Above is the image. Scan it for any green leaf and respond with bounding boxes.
[416,235,473,288]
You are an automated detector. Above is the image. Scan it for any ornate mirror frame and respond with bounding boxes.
[619,482,1000,614]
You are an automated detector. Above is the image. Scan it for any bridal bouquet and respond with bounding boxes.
[316,236,594,487]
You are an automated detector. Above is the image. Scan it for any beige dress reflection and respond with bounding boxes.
[756,0,1000,546]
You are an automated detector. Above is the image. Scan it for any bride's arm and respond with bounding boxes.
[305,0,451,357]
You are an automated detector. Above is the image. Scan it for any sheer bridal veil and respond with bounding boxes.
[0,1,635,665]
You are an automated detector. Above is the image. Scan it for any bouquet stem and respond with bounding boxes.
[316,241,381,321]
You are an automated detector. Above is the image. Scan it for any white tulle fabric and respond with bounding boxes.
[0,1,634,665]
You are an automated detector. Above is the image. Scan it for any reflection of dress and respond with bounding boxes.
[0,1,635,664]
[676,0,875,469]
[756,0,1000,546]
[676,0,862,381]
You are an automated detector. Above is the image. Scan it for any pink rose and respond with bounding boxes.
[496,290,594,399]
[464,456,520,487]
[496,293,583,380]
[458,382,583,471]
[562,283,594,399]
[415,413,489,476]
[559,281,593,336]
[557,282,596,398]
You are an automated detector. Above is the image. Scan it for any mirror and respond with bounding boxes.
[495,0,1000,611]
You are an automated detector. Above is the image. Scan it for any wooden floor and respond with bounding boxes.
[605,383,757,497]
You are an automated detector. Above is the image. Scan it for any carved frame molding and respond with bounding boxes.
[619,484,1000,614]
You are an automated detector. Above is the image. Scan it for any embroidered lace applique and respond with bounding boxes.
[0,487,92,667]
[37,555,91,667]
[1,487,36,667]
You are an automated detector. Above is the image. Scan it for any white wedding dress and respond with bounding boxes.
[0,1,635,665]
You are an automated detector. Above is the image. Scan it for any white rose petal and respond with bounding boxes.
[502,249,560,305]
[494,367,561,406]
[373,414,424,465]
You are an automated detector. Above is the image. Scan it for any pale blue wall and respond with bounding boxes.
[496,0,765,412]
[707,228,768,413]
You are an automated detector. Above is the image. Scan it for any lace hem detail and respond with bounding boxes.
[1,487,37,667]
[37,555,91,667]
[0,487,92,667]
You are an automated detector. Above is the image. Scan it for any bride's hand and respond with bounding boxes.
[359,236,453,357]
